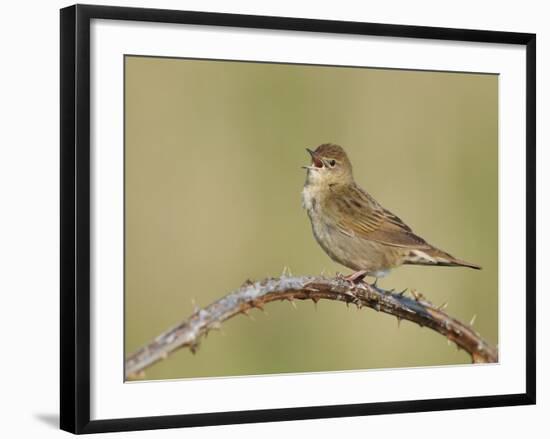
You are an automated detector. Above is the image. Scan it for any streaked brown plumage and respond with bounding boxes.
[301,143,481,277]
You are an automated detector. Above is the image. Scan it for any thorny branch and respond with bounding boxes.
[125,275,498,379]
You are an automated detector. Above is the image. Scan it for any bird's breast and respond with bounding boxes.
[301,184,321,214]
[302,185,332,248]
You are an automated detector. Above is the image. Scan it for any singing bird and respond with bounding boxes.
[301,143,481,281]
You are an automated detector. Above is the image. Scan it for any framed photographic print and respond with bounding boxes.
[60,4,536,434]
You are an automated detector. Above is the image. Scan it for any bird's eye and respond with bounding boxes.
[329,160,336,167]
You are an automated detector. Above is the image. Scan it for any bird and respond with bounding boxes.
[301,143,481,281]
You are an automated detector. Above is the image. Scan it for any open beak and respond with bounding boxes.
[303,148,324,170]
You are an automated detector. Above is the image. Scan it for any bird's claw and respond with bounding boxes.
[344,270,368,283]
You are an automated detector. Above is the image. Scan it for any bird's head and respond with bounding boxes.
[303,143,354,186]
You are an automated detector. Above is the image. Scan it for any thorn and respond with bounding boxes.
[191,298,200,314]
[281,266,289,278]
[447,338,451,346]
[189,339,200,354]
[371,278,378,288]
[437,301,448,311]
[396,317,401,328]
[398,288,408,296]
[253,300,265,312]
[241,278,254,287]
[311,296,320,304]
[241,308,255,320]
[342,289,357,301]
[411,289,421,301]
[210,321,225,336]
[469,314,477,326]
[290,300,297,310]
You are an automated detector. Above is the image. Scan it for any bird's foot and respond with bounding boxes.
[344,270,368,283]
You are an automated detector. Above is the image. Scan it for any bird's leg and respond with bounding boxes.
[344,270,368,283]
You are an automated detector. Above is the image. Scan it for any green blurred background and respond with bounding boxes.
[124,56,498,381]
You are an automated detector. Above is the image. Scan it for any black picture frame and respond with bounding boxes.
[60,4,536,434]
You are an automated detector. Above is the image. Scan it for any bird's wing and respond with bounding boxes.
[325,184,431,249]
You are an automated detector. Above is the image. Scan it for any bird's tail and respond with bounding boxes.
[404,247,482,270]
